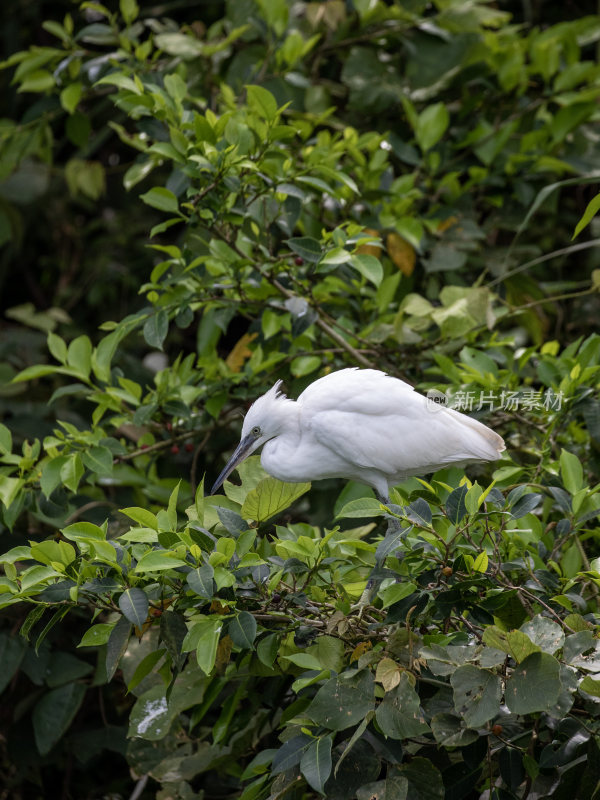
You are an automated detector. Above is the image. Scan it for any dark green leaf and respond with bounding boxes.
[375,673,430,738]
[451,665,502,727]
[127,648,166,692]
[446,484,468,524]
[187,564,215,599]
[118,587,149,628]
[505,652,561,714]
[0,632,27,693]
[143,309,169,350]
[105,617,132,682]
[272,733,312,774]
[300,735,332,795]
[228,611,257,649]
[159,611,188,669]
[32,682,86,755]
[287,236,322,262]
[308,670,375,731]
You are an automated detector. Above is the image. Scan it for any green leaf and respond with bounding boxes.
[18,69,55,93]
[67,335,92,377]
[560,449,585,494]
[127,685,170,740]
[81,445,113,476]
[451,665,502,727]
[472,551,489,573]
[105,616,132,682]
[520,617,565,654]
[0,632,27,693]
[336,497,386,519]
[0,423,11,455]
[573,192,600,239]
[505,652,561,714]
[159,611,188,669]
[308,670,375,731]
[118,587,149,628]
[120,0,139,24]
[60,81,82,114]
[32,682,86,755]
[134,550,187,572]
[194,618,222,675]
[256,633,280,669]
[40,456,69,498]
[121,507,159,530]
[430,712,479,747]
[287,236,322,263]
[140,187,179,213]
[143,309,169,350]
[397,758,445,799]
[349,254,383,286]
[47,331,68,364]
[127,649,166,692]
[579,675,600,697]
[241,477,310,522]
[300,735,333,795]
[415,102,449,152]
[375,672,430,738]
[228,611,257,649]
[272,733,312,775]
[380,582,417,609]
[78,623,115,648]
[321,247,351,265]
[60,453,84,493]
[482,626,540,663]
[290,355,321,377]
[246,84,278,121]
[44,651,93,688]
[187,564,215,599]
[446,484,468,524]
[62,521,106,541]
[0,475,22,508]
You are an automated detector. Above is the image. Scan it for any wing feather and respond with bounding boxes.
[302,369,504,479]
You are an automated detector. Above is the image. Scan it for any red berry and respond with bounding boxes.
[491,724,503,736]
[140,444,149,450]
[171,444,180,454]
[294,256,304,266]
[166,422,173,432]
[185,443,194,452]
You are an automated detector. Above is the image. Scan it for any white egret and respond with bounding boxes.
[211,368,505,500]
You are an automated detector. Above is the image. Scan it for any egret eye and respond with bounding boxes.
[251,425,261,437]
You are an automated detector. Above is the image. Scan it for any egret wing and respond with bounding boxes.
[298,368,415,417]
[306,379,503,479]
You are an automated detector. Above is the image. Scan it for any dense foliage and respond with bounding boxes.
[1,1,600,798]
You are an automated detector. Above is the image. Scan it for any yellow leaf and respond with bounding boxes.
[351,641,372,662]
[375,656,403,691]
[210,599,231,614]
[436,215,459,233]
[356,227,383,258]
[473,551,489,573]
[386,232,415,276]
[216,634,233,673]
[225,332,257,372]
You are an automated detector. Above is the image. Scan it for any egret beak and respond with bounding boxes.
[210,433,257,495]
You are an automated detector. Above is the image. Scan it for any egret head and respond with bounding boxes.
[210,381,292,494]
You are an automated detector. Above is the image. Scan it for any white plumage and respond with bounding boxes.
[211,368,505,500]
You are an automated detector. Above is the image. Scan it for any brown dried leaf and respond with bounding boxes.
[387,232,415,277]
